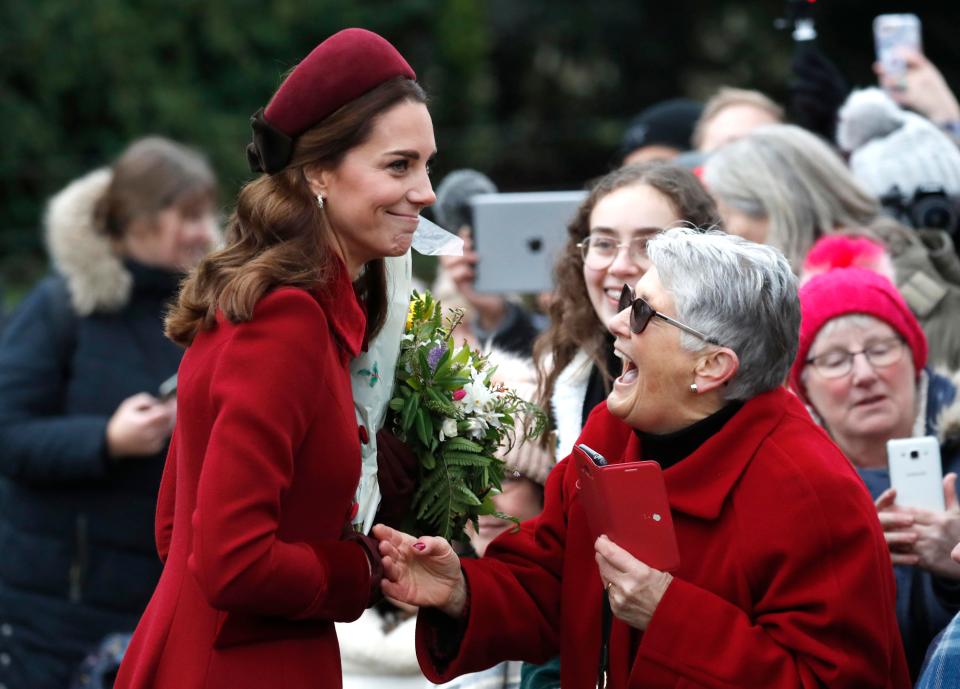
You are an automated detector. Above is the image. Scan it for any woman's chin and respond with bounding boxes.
[605,388,632,421]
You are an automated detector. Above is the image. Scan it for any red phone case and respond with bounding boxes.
[574,446,681,572]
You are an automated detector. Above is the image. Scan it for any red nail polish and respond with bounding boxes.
[413,542,426,551]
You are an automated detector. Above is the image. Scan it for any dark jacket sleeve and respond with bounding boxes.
[0,277,110,482]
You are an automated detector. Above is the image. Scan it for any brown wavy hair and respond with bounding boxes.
[533,162,721,430]
[166,77,427,346]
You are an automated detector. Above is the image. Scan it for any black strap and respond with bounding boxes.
[597,588,612,689]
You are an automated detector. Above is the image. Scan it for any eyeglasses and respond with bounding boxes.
[577,235,653,270]
[618,284,720,345]
[805,337,906,379]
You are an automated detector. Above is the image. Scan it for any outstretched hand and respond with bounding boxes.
[372,524,467,618]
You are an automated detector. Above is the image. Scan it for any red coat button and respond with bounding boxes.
[358,425,369,444]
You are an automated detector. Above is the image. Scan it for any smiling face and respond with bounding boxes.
[313,100,437,275]
[803,316,917,455]
[606,267,704,433]
[583,184,681,329]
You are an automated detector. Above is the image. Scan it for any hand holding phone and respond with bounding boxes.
[873,14,922,90]
[887,436,944,511]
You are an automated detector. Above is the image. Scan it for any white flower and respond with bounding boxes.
[458,371,496,415]
[462,417,488,439]
[439,417,458,442]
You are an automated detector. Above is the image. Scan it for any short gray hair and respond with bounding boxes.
[702,124,880,273]
[647,227,800,400]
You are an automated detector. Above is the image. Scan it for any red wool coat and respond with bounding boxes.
[418,387,912,689]
[115,271,373,689]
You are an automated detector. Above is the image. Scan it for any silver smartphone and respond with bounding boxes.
[470,191,587,294]
[873,13,921,83]
[887,436,944,511]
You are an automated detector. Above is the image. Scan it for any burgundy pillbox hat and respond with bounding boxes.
[247,28,416,174]
[789,267,927,405]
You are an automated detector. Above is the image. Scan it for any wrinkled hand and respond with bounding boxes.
[874,50,960,124]
[902,474,960,579]
[373,524,467,617]
[595,535,673,631]
[106,392,176,459]
[875,487,920,566]
[437,228,507,330]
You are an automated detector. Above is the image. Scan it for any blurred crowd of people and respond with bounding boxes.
[2,19,960,689]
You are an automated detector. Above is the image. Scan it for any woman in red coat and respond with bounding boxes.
[114,28,436,689]
[375,228,912,688]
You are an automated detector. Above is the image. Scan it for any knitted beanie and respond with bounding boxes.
[789,267,927,405]
[837,87,960,198]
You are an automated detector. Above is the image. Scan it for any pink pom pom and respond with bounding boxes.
[800,235,895,285]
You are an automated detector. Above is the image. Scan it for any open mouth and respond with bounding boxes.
[614,348,639,385]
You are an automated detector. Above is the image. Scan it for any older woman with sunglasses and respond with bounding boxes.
[790,267,960,680]
[374,228,910,689]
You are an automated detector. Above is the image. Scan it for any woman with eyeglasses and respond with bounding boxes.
[789,267,960,680]
[534,162,720,463]
[373,228,909,689]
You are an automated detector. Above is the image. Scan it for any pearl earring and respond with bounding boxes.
[316,194,324,209]
[690,383,698,393]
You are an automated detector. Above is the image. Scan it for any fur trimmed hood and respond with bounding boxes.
[44,167,132,315]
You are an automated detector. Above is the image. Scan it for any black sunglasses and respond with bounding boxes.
[618,285,719,345]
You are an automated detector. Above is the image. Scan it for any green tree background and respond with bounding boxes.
[2,0,957,300]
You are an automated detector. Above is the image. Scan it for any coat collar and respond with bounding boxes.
[587,387,794,521]
[313,258,366,359]
[658,387,792,519]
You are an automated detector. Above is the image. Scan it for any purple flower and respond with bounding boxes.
[427,343,447,371]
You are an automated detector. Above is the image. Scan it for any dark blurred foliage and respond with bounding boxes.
[1,0,957,294]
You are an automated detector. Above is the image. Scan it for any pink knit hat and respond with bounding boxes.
[789,267,927,405]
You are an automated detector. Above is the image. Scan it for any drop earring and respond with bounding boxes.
[316,194,325,209]
[690,383,698,393]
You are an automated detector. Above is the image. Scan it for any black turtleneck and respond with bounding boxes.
[636,400,745,471]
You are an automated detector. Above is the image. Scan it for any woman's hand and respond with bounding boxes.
[372,524,467,618]
[438,228,507,331]
[875,487,920,566]
[902,474,960,579]
[106,392,177,459]
[595,535,673,631]
[873,50,960,125]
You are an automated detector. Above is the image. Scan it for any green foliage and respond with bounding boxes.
[390,290,545,543]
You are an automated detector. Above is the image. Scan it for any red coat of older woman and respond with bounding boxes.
[115,268,374,689]
[417,387,911,689]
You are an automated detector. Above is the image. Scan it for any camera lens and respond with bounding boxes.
[910,449,920,459]
[912,193,960,236]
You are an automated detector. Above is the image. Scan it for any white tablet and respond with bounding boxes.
[470,191,587,294]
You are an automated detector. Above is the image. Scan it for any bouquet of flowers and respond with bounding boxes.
[387,291,547,543]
